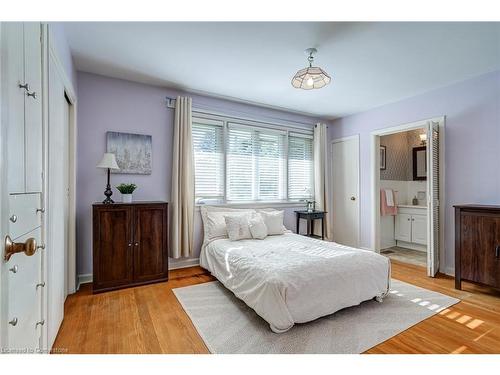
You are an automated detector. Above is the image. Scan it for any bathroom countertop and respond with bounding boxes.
[397,204,427,209]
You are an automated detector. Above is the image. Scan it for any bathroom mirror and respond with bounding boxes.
[413,146,427,181]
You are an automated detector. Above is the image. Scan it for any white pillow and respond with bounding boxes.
[256,208,288,232]
[200,206,256,246]
[248,215,268,239]
[260,210,285,235]
[224,214,253,241]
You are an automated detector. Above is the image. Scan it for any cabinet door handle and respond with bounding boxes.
[26,91,37,99]
[18,83,29,91]
[496,245,500,258]
[134,242,139,246]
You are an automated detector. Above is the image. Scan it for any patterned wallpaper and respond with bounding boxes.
[380,129,425,181]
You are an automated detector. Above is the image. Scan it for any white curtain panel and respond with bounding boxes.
[171,96,195,258]
[313,123,330,239]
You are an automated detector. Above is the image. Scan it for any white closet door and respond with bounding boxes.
[427,121,440,276]
[4,23,26,193]
[47,55,67,349]
[331,136,360,247]
[23,22,43,193]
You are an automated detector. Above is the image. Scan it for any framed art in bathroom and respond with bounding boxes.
[380,145,386,170]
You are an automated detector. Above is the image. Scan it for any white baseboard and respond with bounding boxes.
[169,257,200,270]
[77,273,93,290]
[443,266,454,277]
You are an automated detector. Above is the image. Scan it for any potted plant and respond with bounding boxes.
[116,183,137,203]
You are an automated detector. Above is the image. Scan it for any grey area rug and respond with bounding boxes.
[173,279,459,354]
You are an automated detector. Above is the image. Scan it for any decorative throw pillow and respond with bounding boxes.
[224,214,253,241]
[260,210,285,235]
[200,206,255,245]
[248,215,268,239]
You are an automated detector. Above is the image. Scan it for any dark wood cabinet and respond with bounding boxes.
[454,205,500,290]
[93,202,168,293]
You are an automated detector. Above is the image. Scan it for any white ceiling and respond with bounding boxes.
[62,22,500,119]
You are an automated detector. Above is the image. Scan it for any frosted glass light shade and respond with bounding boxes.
[291,66,331,90]
[96,153,119,170]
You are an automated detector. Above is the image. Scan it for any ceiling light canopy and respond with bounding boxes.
[291,48,331,90]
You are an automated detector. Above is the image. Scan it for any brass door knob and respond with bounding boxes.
[4,235,37,261]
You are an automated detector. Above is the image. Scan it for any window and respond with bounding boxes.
[192,118,224,202]
[192,115,314,204]
[227,124,286,201]
[288,134,314,200]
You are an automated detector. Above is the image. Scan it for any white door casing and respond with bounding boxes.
[46,54,68,348]
[331,135,360,247]
[371,117,445,274]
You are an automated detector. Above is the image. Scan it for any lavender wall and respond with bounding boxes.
[76,72,322,276]
[49,23,77,92]
[328,70,500,274]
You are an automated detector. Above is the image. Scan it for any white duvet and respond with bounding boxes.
[200,233,391,333]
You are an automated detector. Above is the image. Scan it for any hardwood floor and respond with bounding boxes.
[52,261,500,354]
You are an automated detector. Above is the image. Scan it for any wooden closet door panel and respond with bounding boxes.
[93,207,133,290]
[460,213,500,286]
[488,217,500,288]
[133,205,168,282]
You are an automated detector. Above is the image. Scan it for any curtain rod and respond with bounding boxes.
[165,96,320,129]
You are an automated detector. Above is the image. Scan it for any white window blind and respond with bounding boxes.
[226,124,286,201]
[192,118,224,202]
[192,113,314,204]
[288,134,314,200]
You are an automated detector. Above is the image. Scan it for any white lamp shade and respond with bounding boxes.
[419,133,427,142]
[291,66,331,90]
[96,153,120,170]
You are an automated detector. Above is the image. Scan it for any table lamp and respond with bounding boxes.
[96,153,120,204]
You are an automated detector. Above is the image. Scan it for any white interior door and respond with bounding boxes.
[1,22,44,353]
[331,136,360,247]
[427,120,440,276]
[46,53,69,349]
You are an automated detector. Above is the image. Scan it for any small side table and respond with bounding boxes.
[295,210,327,240]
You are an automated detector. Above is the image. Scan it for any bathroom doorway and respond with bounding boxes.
[370,117,445,277]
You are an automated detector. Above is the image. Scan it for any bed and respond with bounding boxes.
[199,206,391,333]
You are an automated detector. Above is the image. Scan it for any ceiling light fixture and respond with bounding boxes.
[291,48,331,90]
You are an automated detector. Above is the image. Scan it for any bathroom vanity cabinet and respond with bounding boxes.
[395,205,427,250]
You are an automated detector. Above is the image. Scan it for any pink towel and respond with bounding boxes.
[380,189,398,216]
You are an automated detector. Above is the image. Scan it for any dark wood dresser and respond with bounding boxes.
[454,205,500,290]
[92,201,169,293]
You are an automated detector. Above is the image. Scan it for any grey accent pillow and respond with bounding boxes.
[224,214,252,241]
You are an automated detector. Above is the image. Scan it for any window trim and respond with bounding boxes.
[192,111,314,206]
